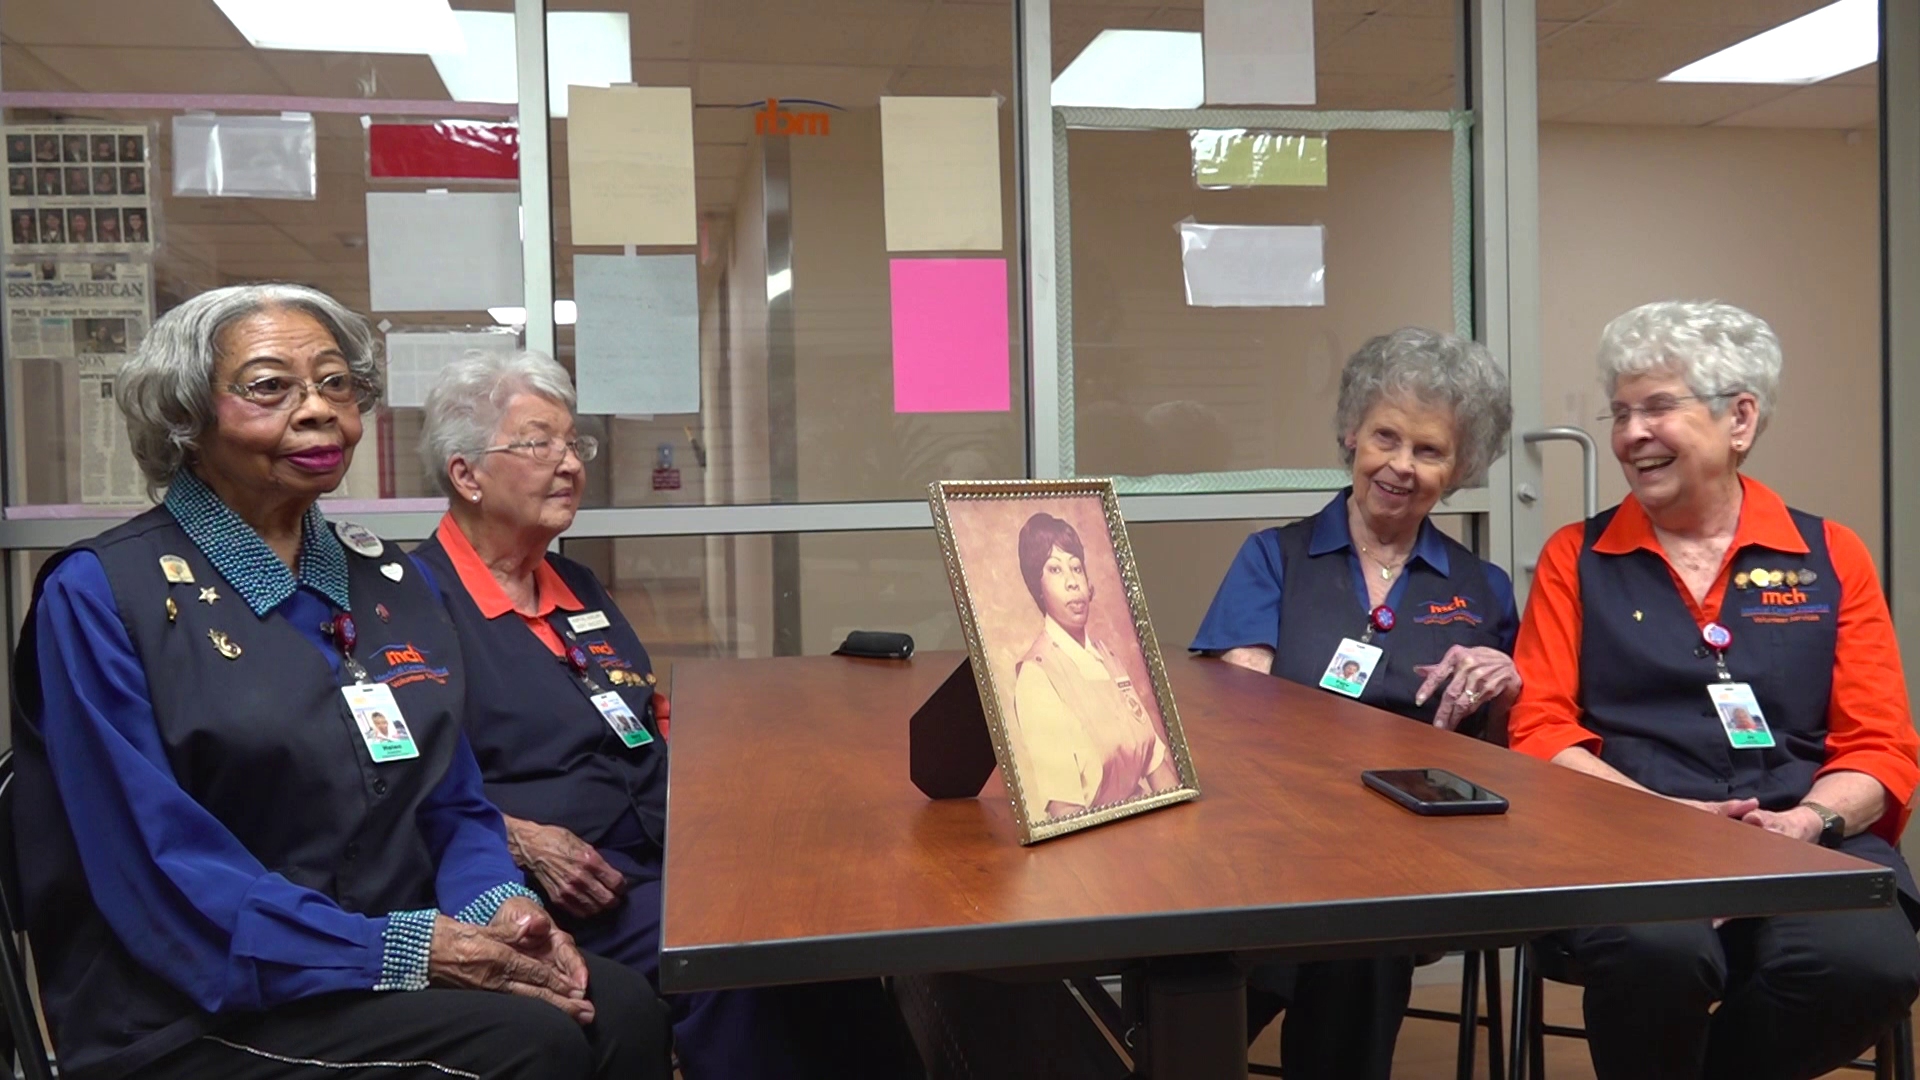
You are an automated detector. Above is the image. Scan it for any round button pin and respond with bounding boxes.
[1702,622,1732,650]
[1370,605,1396,633]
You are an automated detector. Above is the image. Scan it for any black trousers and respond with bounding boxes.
[131,952,671,1080]
[1245,955,1415,1080]
[1551,906,1920,1080]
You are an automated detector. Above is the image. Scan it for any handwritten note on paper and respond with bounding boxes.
[1204,0,1316,106]
[891,258,1010,413]
[385,329,519,408]
[574,254,700,415]
[568,85,697,247]
[366,191,524,312]
[1179,223,1325,307]
[880,97,1003,253]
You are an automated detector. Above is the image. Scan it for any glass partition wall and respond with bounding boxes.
[0,0,1584,673]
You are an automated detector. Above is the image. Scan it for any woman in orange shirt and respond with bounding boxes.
[1508,300,1920,1079]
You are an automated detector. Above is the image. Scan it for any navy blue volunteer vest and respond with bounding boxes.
[1272,517,1507,732]
[1578,506,1919,905]
[412,539,668,869]
[10,508,469,1080]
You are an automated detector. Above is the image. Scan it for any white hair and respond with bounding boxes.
[419,349,577,498]
[116,283,380,493]
[1334,327,1514,494]
[1597,300,1781,436]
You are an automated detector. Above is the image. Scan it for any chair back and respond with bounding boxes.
[0,751,56,1080]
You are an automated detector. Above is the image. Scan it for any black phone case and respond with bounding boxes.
[1361,769,1509,816]
[834,630,915,660]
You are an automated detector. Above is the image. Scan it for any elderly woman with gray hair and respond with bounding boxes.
[10,285,669,1080]
[1510,300,1920,1078]
[408,350,922,1079]
[1191,326,1518,1079]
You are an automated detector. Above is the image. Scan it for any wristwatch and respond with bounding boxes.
[1800,801,1846,848]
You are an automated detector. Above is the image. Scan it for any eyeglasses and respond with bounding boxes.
[482,435,600,465]
[225,372,366,411]
[1598,392,1737,426]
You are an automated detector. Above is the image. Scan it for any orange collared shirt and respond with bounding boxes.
[434,515,584,657]
[1509,475,1920,842]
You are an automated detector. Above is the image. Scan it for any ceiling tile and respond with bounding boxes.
[27,45,286,94]
[1716,84,1879,129]
[1537,0,1613,18]
[1319,16,1457,78]
[694,63,896,107]
[1829,64,1879,86]
[906,4,1012,68]
[1555,80,1793,125]
[2,0,244,48]
[0,44,79,92]
[1538,78,1630,120]
[1584,0,1830,26]
[1314,71,1455,111]
[254,53,453,101]
[694,2,932,65]
[885,65,1014,97]
[1538,22,1753,81]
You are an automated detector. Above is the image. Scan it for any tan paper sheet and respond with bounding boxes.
[567,85,697,247]
[880,97,1003,253]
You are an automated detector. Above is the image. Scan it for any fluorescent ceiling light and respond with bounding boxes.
[1052,29,1203,110]
[489,301,577,326]
[432,11,632,117]
[213,0,464,54]
[1662,0,1876,85]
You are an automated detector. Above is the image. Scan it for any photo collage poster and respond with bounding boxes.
[4,124,157,256]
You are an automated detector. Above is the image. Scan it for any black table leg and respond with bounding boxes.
[1141,956,1247,1079]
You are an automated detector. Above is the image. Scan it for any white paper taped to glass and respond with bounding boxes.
[384,328,520,409]
[1178,221,1325,307]
[172,112,317,200]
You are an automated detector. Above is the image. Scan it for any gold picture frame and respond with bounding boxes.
[928,478,1199,844]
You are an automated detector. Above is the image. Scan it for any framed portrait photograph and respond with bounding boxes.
[928,478,1198,844]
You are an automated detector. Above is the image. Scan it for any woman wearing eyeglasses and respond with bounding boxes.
[1510,300,1920,1079]
[410,351,923,1079]
[12,285,669,1080]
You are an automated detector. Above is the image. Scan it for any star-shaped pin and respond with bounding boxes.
[199,586,220,604]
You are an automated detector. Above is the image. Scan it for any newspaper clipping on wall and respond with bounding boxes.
[4,261,152,505]
[4,123,156,256]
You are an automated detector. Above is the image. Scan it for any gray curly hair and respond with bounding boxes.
[1334,327,1513,494]
[116,283,381,494]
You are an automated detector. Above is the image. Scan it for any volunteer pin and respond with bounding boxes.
[1799,569,1818,584]
[207,628,242,660]
[380,562,404,582]
[375,603,390,623]
[165,597,177,623]
[160,555,194,584]
[1786,570,1800,586]
[1733,571,1750,589]
[333,520,384,558]
[198,587,219,604]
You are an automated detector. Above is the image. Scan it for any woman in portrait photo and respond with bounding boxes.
[1009,512,1178,821]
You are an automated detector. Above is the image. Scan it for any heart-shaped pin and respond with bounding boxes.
[380,562,404,582]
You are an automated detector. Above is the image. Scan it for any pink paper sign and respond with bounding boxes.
[890,257,1011,414]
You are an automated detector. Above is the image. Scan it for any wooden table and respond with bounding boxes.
[661,652,1896,1077]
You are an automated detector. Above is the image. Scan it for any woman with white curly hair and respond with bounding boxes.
[1510,299,1920,1079]
[1190,326,1519,1079]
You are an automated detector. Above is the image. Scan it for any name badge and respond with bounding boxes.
[1319,638,1384,699]
[1708,681,1775,749]
[592,690,654,749]
[343,682,420,762]
[568,611,612,633]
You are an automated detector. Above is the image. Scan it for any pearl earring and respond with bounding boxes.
[471,492,481,502]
